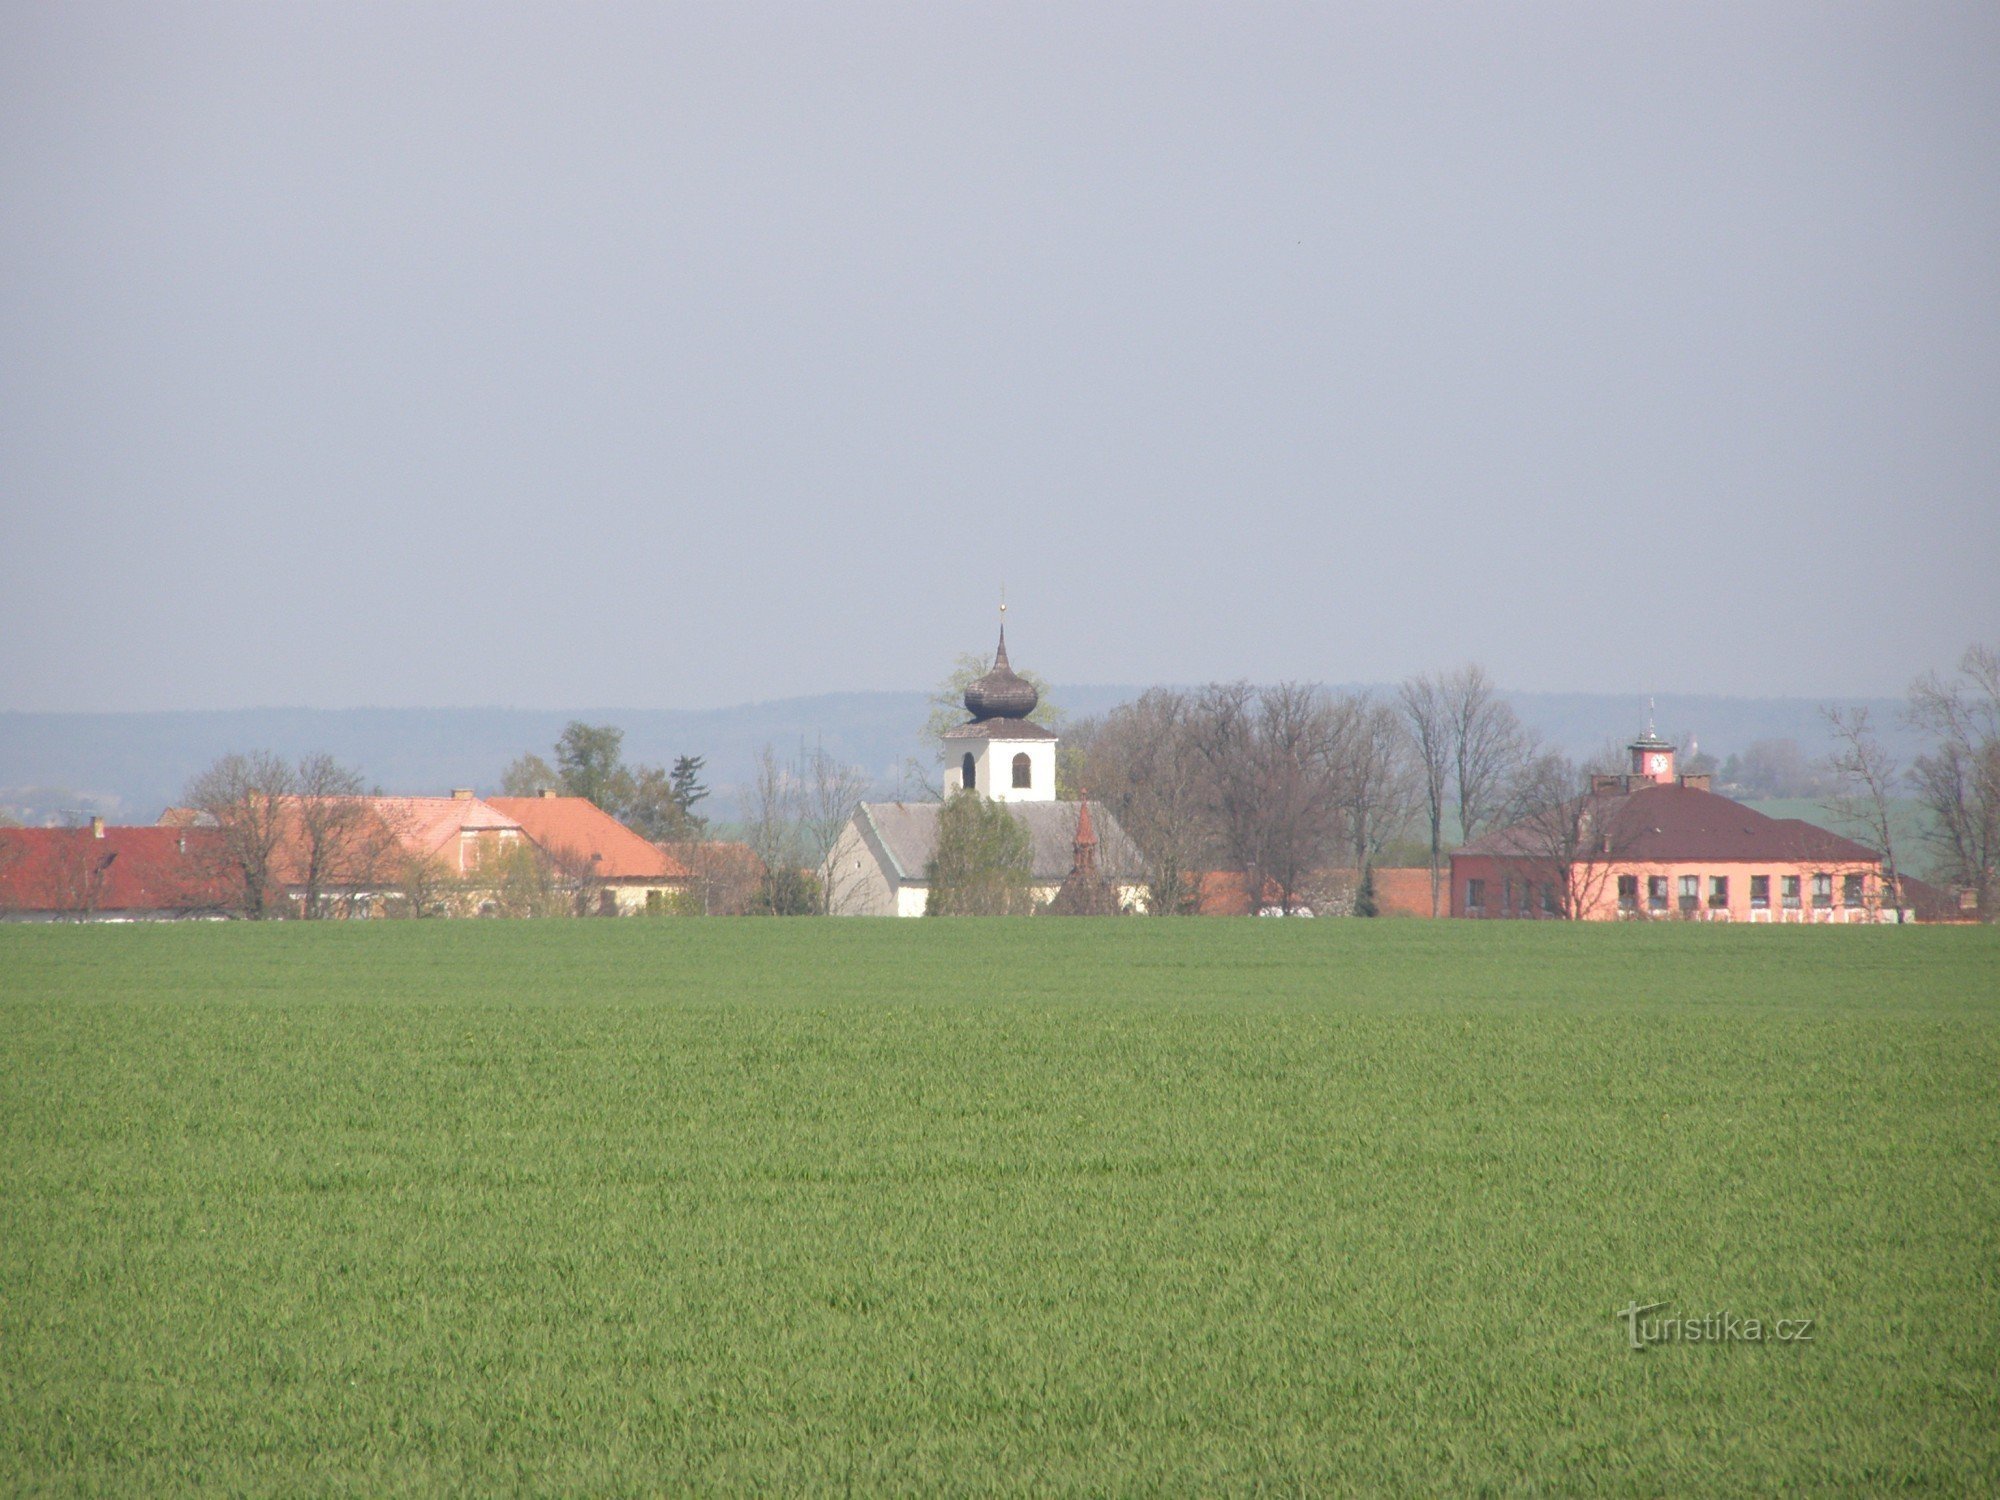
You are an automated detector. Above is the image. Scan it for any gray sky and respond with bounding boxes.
[4,2,1996,712]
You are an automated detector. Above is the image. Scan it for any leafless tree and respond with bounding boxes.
[292,754,396,917]
[1502,752,1646,919]
[1241,683,1345,913]
[45,832,116,920]
[183,751,296,918]
[1820,706,1904,919]
[1328,692,1418,872]
[1906,643,2000,919]
[795,741,873,914]
[1075,689,1212,915]
[1399,673,1452,915]
[662,839,764,916]
[1444,664,1531,842]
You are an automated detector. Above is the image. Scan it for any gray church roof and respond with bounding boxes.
[857,800,1146,884]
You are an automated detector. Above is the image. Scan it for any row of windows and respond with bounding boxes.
[1464,872,1867,914]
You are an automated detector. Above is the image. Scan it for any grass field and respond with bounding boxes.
[3,920,1996,1494]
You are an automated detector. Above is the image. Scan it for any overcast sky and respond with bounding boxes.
[3,2,1996,712]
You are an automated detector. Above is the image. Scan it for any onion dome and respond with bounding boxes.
[963,625,1039,720]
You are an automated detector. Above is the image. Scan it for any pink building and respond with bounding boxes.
[1449,730,1892,922]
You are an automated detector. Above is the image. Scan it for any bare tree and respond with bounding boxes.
[1242,683,1344,913]
[184,751,296,918]
[45,832,117,920]
[292,754,394,917]
[1076,689,1212,915]
[1444,664,1531,842]
[1906,643,2000,919]
[1501,752,1645,919]
[796,741,873,914]
[1328,692,1418,872]
[1821,705,1904,919]
[1399,673,1451,915]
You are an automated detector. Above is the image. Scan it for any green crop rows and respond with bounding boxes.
[3,920,1995,1493]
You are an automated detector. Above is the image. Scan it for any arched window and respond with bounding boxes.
[1012,752,1032,789]
[961,752,976,792]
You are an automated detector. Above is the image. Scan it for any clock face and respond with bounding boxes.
[1649,755,1666,772]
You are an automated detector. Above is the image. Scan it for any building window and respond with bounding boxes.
[1012,752,1031,789]
[1812,873,1832,909]
[1466,878,1485,912]
[1648,875,1669,912]
[1541,882,1559,915]
[1503,876,1514,911]
[1679,874,1699,913]
[1782,875,1802,910]
[1751,875,1769,910]
[962,752,976,792]
[1618,875,1639,912]
[1842,873,1864,907]
[1709,875,1729,909]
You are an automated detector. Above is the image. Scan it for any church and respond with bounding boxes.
[824,623,1148,915]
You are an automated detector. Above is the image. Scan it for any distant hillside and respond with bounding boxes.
[0,687,1917,825]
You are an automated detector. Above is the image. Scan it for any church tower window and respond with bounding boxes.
[962,752,976,792]
[1012,753,1031,789]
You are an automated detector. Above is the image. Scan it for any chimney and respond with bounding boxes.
[1680,773,1712,792]
[539,787,558,798]
[451,788,474,800]
[90,815,105,839]
[1590,774,1622,795]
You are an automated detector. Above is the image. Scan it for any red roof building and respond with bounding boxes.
[1450,730,1898,922]
[0,821,236,919]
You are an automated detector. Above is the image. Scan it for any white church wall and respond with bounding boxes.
[974,739,1057,804]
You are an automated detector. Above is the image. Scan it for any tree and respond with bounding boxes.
[1073,689,1210,915]
[670,755,709,829]
[1353,864,1379,918]
[797,743,873,915]
[1237,683,1344,914]
[1399,674,1452,916]
[183,751,296,918]
[1907,643,2000,919]
[292,753,394,917]
[1821,705,1903,919]
[555,722,630,812]
[1443,664,1530,843]
[1502,752,1644,919]
[924,790,1035,915]
[1328,692,1418,874]
[500,753,561,796]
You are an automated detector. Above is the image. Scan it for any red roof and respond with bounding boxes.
[1458,781,1880,864]
[0,826,236,914]
[485,797,689,880]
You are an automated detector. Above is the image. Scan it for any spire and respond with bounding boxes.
[1072,797,1100,878]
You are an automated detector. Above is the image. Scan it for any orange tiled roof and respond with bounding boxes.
[486,797,689,880]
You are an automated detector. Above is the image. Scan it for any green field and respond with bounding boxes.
[3,921,1996,1494]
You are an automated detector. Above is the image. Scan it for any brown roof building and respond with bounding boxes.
[1449,729,1901,922]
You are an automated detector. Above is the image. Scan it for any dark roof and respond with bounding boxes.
[941,718,1059,742]
[856,800,1144,883]
[1457,782,1880,864]
[962,624,1040,720]
[0,826,236,913]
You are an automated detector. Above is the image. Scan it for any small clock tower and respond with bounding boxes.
[1627,725,1676,784]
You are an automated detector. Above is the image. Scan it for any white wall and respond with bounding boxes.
[972,737,1057,803]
